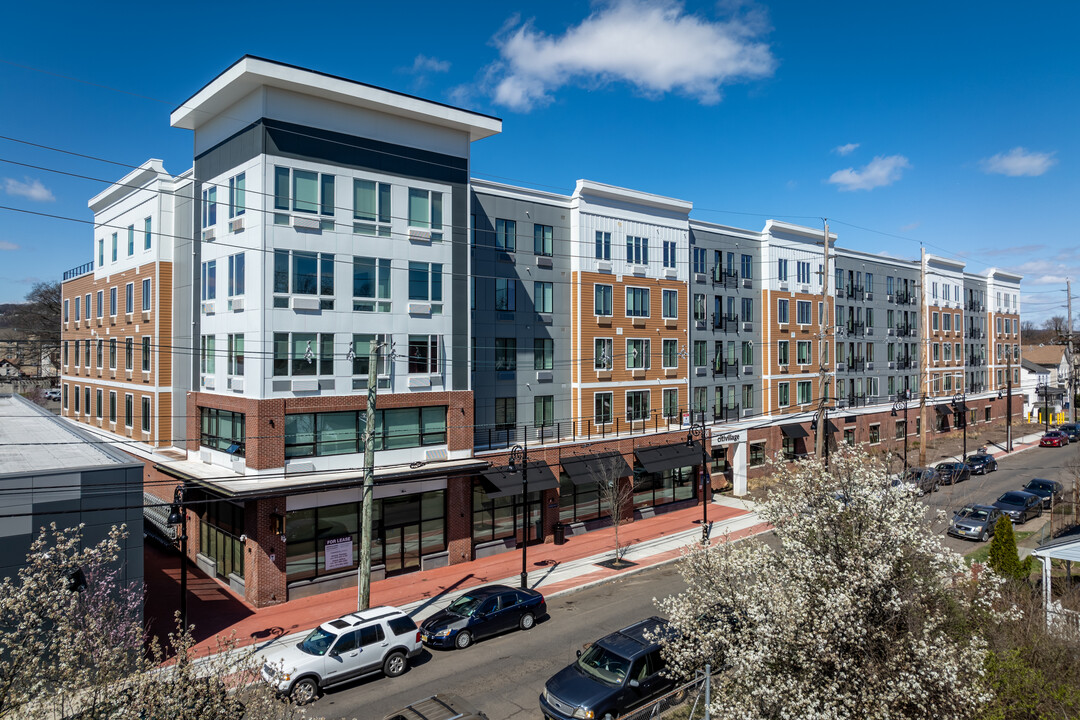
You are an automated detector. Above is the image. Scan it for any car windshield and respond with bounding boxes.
[299,626,337,656]
[1025,481,1051,491]
[998,492,1027,505]
[576,644,632,685]
[446,594,483,616]
[956,507,989,522]
[965,455,984,463]
[936,464,953,471]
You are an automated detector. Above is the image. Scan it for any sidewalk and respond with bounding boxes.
[143,496,766,660]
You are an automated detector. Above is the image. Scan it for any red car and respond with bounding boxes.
[1040,431,1068,447]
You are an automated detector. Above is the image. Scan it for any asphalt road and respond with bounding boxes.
[311,563,688,720]
[922,438,1080,553]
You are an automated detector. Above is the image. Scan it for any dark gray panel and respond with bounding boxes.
[452,182,468,390]
[192,122,263,184]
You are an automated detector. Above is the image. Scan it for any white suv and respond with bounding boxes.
[262,606,422,704]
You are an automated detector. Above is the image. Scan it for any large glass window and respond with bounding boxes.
[199,499,245,580]
[626,287,650,318]
[534,396,554,426]
[408,335,439,374]
[272,332,335,376]
[284,407,447,458]
[274,167,334,216]
[408,262,443,311]
[472,486,539,545]
[626,390,650,421]
[633,464,695,510]
[200,408,245,455]
[558,472,611,524]
[626,236,648,265]
[353,179,391,236]
[495,338,517,371]
[626,339,651,370]
[352,256,391,312]
[594,392,613,424]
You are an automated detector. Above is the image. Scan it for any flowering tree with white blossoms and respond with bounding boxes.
[656,445,1009,720]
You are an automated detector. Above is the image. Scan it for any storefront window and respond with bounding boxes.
[283,407,447,458]
[558,472,609,524]
[199,499,245,580]
[472,484,541,545]
[631,465,695,510]
[199,408,245,456]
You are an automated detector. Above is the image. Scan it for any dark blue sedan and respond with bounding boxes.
[420,584,546,650]
[964,453,998,475]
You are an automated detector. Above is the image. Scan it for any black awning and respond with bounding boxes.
[953,402,969,413]
[635,441,705,475]
[826,420,841,433]
[781,424,809,439]
[935,404,953,416]
[480,462,558,498]
[561,452,632,486]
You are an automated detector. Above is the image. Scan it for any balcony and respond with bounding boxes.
[966,328,985,339]
[965,301,985,313]
[841,358,866,373]
[712,404,741,423]
[711,313,740,333]
[63,260,94,282]
[845,285,866,301]
[967,356,985,367]
[711,266,739,289]
[712,358,739,378]
[969,381,986,393]
[895,291,916,306]
[895,357,915,370]
[845,322,866,337]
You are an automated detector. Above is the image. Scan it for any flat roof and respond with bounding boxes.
[0,395,138,476]
[171,56,502,142]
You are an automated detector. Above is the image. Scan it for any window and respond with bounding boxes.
[778,340,789,366]
[662,388,679,418]
[108,339,116,370]
[534,396,554,426]
[797,341,811,365]
[844,429,856,446]
[108,391,116,423]
[626,390,650,421]
[594,284,613,316]
[274,167,335,216]
[63,341,69,367]
[224,173,246,220]
[124,394,133,428]
[535,281,553,313]
[63,299,69,323]
[594,392,613,425]
[408,188,443,239]
[73,296,80,321]
[932,281,938,299]
[201,260,216,303]
[84,293,90,320]
[124,283,133,314]
[692,247,707,274]
[626,236,648,265]
[796,300,811,325]
[200,407,246,455]
[534,224,553,256]
[272,333,335,376]
[273,250,334,308]
[778,382,790,407]
[741,341,753,367]
[953,313,960,331]
[777,298,789,324]
[694,294,705,322]
[350,334,387,376]
[866,308,874,328]
[494,338,517,371]
[95,389,102,419]
[777,258,788,282]
[227,253,245,298]
[743,384,754,409]
[626,287,650,318]
[141,397,151,433]
[96,290,103,318]
[662,289,678,319]
[662,339,678,368]
[201,187,217,229]
[351,256,391,312]
[693,340,707,368]
[865,273,873,292]
[796,261,810,284]
[228,334,244,376]
[84,387,90,418]
[595,231,611,260]
[141,278,151,311]
[662,241,676,269]
[408,262,443,309]
[352,179,391,236]
[408,335,439,374]
[96,339,103,368]
[111,232,117,262]
[594,338,613,370]
[741,297,753,324]
[495,278,516,311]
[942,313,951,331]
[749,442,766,467]
[109,287,117,316]
[626,339,651,370]
[98,238,104,267]
[495,397,516,431]
[124,225,133,256]
[534,338,553,370]
[693,387,707,414]
[933,343,940,362]
[797,381,812,405]
[495,218,516,251]
[869,424,880,444]
[124,338,133,370]
[741,254,752,279]
[201,335,216,376]
[142,336,151,372]
[73,385,80,414]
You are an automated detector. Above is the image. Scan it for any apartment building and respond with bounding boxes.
[58,56,1024,608]
[986,269,1023,390]
[60,159,192,448]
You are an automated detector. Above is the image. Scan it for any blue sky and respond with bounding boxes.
[0,1,1076,322]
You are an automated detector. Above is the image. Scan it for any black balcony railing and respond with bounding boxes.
[969,381,986,393]
[843,358,866,373]
[896,322,915,336]
[967,356,985,367]
[965,301,985,313]
[712,358,740,378]
[712,266,739,288]
[712,313,739,332]
[846,285,866,301]
[847,394,869,408]
[895,291,915,305]
[713,404,741,422]
[63,260,94,281]
[896,357,915,370]
[846,322,866,337]
[966,328,985,339]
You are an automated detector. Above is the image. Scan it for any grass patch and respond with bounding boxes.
[965,531,1034,565]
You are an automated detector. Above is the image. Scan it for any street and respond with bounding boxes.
[311,563,688,720]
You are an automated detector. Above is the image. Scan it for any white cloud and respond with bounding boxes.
[980,147,1056,177]
[899,221,920,232]
[3,177,55,202]
[485,0,776,111]
[833,143,859,156]
[411,54,451,74]
[827,155,910,192]
[0,241,18,251]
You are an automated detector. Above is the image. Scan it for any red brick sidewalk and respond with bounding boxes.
[144,502,759,657]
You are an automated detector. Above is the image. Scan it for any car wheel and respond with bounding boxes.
[519,612,535,631]
[383,650,408,678]
[455,630,473,649]
[932,482,940,493]
[290,677,319,705]
[979,530,989,542]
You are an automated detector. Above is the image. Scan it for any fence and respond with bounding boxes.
[617,667,721,720]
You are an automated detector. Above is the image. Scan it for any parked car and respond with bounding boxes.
[384,694,488,720]
[947,505,1003,542]
[1022,478,1065,509]
[261,606,422,704]
[1040,431,1069,448]
[935,462,971,485]
[420,585,546,650]
[992,491,1043,524]
[964,453,998,474]
[1058,424,1080,442]
[539,617,679,720]
[893,467,939,496]
[42,389,61,401]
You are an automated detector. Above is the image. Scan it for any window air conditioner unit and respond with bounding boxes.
[202,228,215,242]
[229,217,244,233]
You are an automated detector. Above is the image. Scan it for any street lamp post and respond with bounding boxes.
[952,391,967,463]
[165,485,188,632]
[1043,382,1051,432]
[891,394,909,473]
[686,410,709,545]
[508,440,529,589]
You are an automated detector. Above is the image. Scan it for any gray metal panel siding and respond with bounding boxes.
[451,182,469,390]
[192,122,263,183]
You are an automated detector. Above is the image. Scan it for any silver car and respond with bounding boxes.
[894,467,940,496]
[262,606,422,704]
[947,505,1003,542]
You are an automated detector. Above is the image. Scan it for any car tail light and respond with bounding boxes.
[415,630,421,643]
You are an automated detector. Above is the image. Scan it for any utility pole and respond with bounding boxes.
[1068,278,1075,424]
[1007,350,1013,452]
[919,247,929,467]
[815,219,830,460]
[358,340,384,611]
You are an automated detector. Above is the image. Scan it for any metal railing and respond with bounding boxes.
[63,260,94,281]
[895,291,916,305]
[711,265,739,288]
[842,358,866,373]
[712,403,741,422]
[474,409,702,450]
[711,313,739,332]
[896,322,913,336]
[712,358,739,378]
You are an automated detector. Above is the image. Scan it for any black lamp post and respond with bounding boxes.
[685,410,709,545]
[952,391,967,463]
[891,395,909,473]
[166,485,188,632]
[508,441,529,589]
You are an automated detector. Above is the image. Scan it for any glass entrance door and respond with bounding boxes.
[518,494,543,547]
[382,496,422,575]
